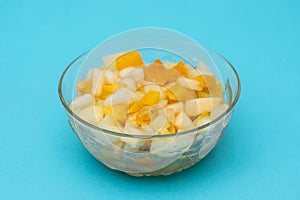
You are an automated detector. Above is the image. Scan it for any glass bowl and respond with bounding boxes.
[58,28,240,176]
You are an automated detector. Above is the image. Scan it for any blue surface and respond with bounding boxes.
[1,0,300,199]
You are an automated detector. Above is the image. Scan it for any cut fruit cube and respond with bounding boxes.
[193,116,211,127]
[76,79,92,94]
[116,50,144,71]
[175,111,195,131]
[104,88,132,106]
[140,91,160,106]
[91,68,105,96]
[149,114,170,133]
[103,104,128,124]
[104,69,119,85]
[177,77,202,91]
[78,105,103,125]
[98,115,123,133]
[192,74,217,89]
[165,102,184,114]
[172,61,188,77]
[167,83,196,101]
[69,94,95,111]
[119,77,136,91]
[184,97,222,116]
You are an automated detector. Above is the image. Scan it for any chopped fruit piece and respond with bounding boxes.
[177,77,202,91]
[104,88,132,106]
[130,68,144,83]
[172,61,188,77]
[79,105,103,125]
[119,77,136,91]
[102,83,126,93]
[102,52,124,71]
[129,101,143,113]
[165,88,178,103]
[144,63,180,85]
[211,104,228,120]
[144,84,165,98]
[153,58,163,64]
[193,116,211,127]
[185,97,222,116]
[91,68,105,96]
[165,102,183,114]
[135,107,151,126]
[116,51,144,71]
[130,91,144,102]
[192,75,217,89]
[76,79,92,94]
[98,115,123,133]
[104,69,118,84]
[103,104,128,124]
[168,83,196,101]
[141,91,160,106]
[193,111,210,123]
[69,94,94,111]
[196,90,211,98]
[165,108,176,123]
[175,111,194,131]
[149,114,170,133]
[168,123,176,133]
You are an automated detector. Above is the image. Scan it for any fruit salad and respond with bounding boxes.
[69,50,228,150]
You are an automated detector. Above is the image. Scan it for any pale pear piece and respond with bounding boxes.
[185,97,222,117]
[175,111,195,131]
[165,102,184,114]
[104,88,132,106]
[98,115,123,133]
[177,77,202,91]
[102,52,124,69]
[69,94,94,111]
[149,114,170,133]
[197,61,214,75]
[193,115,212,127]
[104,69,119,85]
[130,67,144,83]
[130,91,144,102]
[91,68,105,96]
[211,104,229,120]
[119,67,135,78]
[78,105,103,125]
[119,77,136,91]
[122,119,146,148]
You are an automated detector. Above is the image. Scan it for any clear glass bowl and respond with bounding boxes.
[58,28,240,176]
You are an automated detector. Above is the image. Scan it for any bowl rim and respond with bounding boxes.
[58,49,241,139]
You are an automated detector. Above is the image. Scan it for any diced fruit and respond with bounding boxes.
[116,51,144,71]
[104,69,119,84]
[149,114,170,133]
[69,94,94,111]
[98,115,123,133]
[91,68,105,96]
[211,104,229,120]
[153,59,163,64]
[192,74,217,89]
[140,91,160,106]
[78,105,103,125]
[193,116,211,127]
[129,101,143,114]
[103,104,128,124]
[104,88,132,106]
[144,84,165,99]
[168,83,196,101]
[144,63,180,85]
[185,97,222,116]
[175,111,194,131]
[165,102,183,114]
[76,79,92,94]
[172,61,188,77]
[177,77,202,91]
[119,77,136,91]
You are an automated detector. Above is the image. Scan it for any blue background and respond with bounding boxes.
[1,0,299,199]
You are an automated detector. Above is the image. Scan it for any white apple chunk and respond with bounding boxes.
[185,97,222,117]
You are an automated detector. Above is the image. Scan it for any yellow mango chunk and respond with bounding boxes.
[135,107,151,126]
[172,61,188,77]
[167,123,176,134]
[102,83,126,93]
[140,91,160,106]
[129,101,143,114]
[115,50,144,71]
[153,58,163,64]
